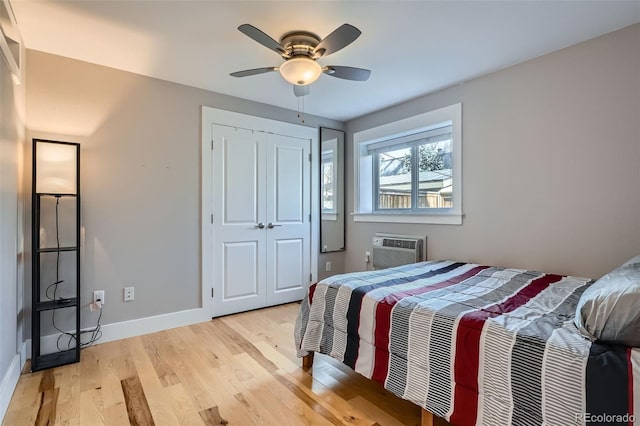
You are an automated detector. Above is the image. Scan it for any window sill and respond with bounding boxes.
[352,212,463,225]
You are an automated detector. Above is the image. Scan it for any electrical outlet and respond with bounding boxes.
[124,286,135,302]
[93,290,105,305]
[325,261,332,272]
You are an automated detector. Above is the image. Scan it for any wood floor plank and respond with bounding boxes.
[164,383,206,426]
[142,332,181,387]
[191,327,285,424]
[286,368,377,426]
[79,346,101,392]
[161,332,226,413]
[239,336,375,426]
[103,402,130,426]
[162,331,259,425]
[12,370,56,426]
[34,387,59,426]
[313,358,422,425]
[348,395,409,426]
[199,405,230,425]
[1,373,41,426]
[252,340,300,373]
[205,353,288,425]
[52,362,81,425]
[176,324,221,370]
[121,375,155,426]
[114,340,138,382]
[100,348,130,426]
[227,352,324,425]
[79,388,104,425]
[126,338,181,426]
[223,308,299,361]
[38,369,55,392]
[211,320,279,373]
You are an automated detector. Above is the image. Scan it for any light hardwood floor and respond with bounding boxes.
[4,303,449,425]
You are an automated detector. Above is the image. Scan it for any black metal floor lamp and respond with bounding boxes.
[31,139,81,371]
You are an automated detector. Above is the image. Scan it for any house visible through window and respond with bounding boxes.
[353,103,462,225]
[370,124,453,211]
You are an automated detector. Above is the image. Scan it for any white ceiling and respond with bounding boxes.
[11,1,640,121]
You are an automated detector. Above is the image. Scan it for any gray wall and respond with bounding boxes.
[0,37,25,411]
[25,50,343,335]
[345,24,640,279]
[318,250,345,281]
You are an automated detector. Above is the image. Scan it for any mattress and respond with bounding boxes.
[295,260,640,425]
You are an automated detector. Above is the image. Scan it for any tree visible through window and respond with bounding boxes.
[373,125,453,211]
[402,143,446,173]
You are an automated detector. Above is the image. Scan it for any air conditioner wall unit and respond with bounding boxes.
[372,233,426,270]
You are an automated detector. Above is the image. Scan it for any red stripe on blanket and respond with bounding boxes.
[628,348,634,426]
[371,266,490,385]
[449,273,563,426]
[308,283,317,305]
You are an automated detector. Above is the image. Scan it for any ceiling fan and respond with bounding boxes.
[230,23,371,97]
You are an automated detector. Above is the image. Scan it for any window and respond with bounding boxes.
[353,103,462,225]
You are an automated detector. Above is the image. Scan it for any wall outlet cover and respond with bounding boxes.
[93,290,105,305]
[124,286,135,302]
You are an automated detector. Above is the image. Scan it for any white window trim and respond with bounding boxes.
[353,103,462,225]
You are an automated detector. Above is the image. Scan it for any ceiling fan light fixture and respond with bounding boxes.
[278,56,322,86]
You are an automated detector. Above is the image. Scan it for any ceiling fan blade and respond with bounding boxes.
[238,24,286,56]
[324,66,371,81]
[293,85,310,97]
[314,24,361,57]
[230,67,278,78]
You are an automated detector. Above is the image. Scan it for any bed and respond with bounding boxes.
[295,260,640,426]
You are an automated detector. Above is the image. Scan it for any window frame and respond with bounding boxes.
[353,103,462,225]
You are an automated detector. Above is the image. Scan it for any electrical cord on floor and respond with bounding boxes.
[53,307,103,351]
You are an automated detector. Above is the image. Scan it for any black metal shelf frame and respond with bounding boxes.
[36,246,79,253]
[31,139,81,372]
[35,298,79,312]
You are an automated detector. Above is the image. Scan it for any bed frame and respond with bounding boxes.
[302,352,435,426]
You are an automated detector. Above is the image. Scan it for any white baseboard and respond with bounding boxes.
[0,348,23,423]
[19,341,27,367]
[28,307,211,358]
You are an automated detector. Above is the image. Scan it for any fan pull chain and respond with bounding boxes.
[297,95,305,123]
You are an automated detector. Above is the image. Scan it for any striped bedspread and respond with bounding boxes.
[295,260,640,426]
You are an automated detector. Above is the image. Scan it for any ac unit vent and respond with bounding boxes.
[382,239,416,250]
[372,234,426,270]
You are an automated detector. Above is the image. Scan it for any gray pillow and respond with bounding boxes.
[575,255,640,347]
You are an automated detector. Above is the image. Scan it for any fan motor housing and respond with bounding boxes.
[279,31,320,58]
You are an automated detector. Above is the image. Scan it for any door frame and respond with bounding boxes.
[201,106,319,317]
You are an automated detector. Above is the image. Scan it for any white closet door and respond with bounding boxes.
[211,124,312,317]
[265,133,311,306]
[212,125,267,316]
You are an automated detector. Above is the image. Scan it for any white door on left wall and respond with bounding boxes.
[211,124,311,317]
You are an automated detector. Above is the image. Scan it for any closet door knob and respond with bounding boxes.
[255,222,265,229]
[267,223,281,229]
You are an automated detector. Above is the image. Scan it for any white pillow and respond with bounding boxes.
[575,255,640,347]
